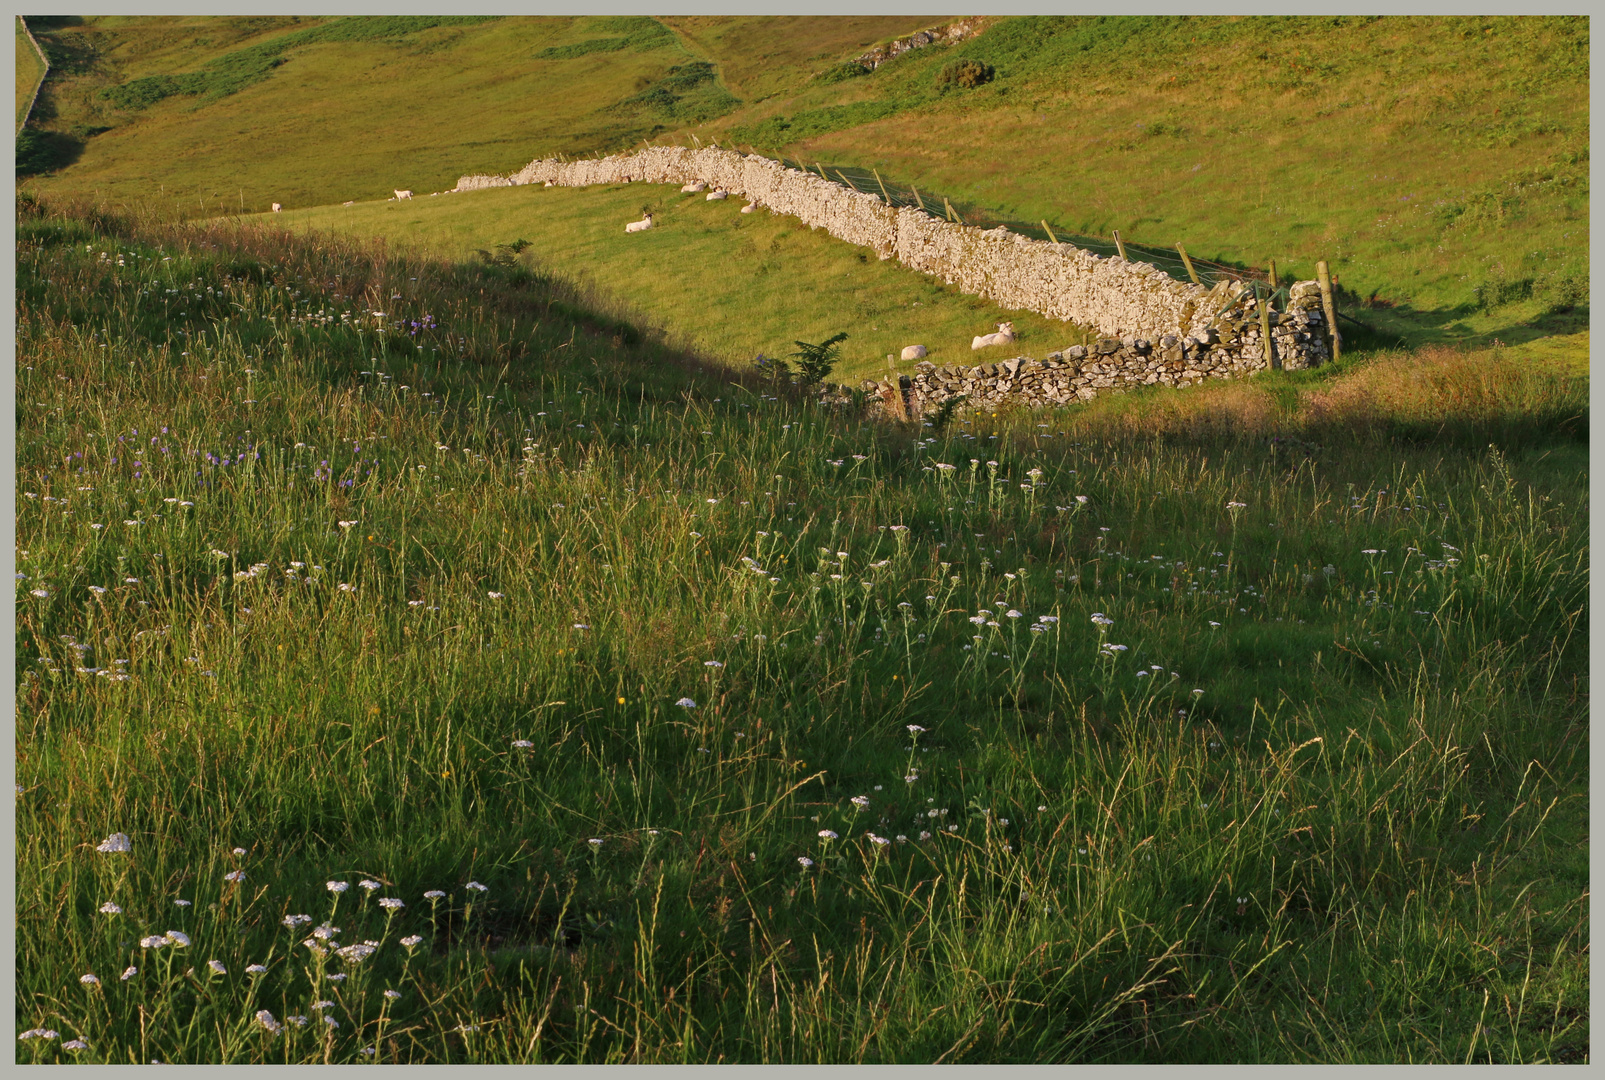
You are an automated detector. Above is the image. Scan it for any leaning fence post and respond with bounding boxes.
[873,169,892,204]
[885,356,909,421]
[1112,230,1128,261]
[1257,283,1280,371]
[944,197,957,223]
[911,185,927,213]
[815,162,830,181]
[1176,243,1200,284]
[1316,260,1342,362]
[1041,220,1060,245]
[836,169,859,192]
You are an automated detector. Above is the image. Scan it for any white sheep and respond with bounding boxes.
[970,322,1016,350]
[901,345,928,360]
[544,181,555,188]
[705,188,729,201]
[394,189,413,200]
[681,181,707,193]
[624,212,654,234]
[271,203,282,213]
[740,201,757,214]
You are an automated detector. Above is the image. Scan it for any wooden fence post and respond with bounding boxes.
[911,185,927,213]
[1176,243,1200,284]
[873,169,892,204]
[816,162,830,181]
[1316,259,1342,361]
[1041,220,1060,245]
[943,197,957,223]
[1268,259,1278,290]
[1257,284,1280,371]
[836,169,859,192]
[885,356,908,421]
[1112,230,1128,261]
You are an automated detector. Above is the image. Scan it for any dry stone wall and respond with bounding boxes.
[457,145,1332,413]
[855,280,1328,418]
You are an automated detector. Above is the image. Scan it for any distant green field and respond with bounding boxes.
[16,17,47,128]
[283,183,1096,385]
[21,15,1587,345]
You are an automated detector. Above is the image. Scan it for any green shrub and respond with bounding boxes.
[791,331,848,387]
[936,58,995,91]
[817,61,870,84]
[1472,268,1533,313]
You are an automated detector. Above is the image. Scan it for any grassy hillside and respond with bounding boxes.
[16,17,49,129]
[20,15,1587,345]
[18,16,938,210]
[279,183,1099,385]
[14,196,1588,1064]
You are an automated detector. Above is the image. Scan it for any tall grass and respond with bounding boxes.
[14,198,1588,1063]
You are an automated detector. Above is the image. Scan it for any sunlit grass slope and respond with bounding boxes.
[14,198,1588,1063]
[22,15,1587,343]
[17,16,48,127]
[281,183,1094,384]
[19,15,936,212]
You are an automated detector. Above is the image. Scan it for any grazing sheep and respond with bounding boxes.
[970,322,1016,350]
[740,201,757,213]
[271,203,282,213]
[901,345,928,361]
[681,181,707,193]
[343,201,354,207]
[706,188,729,201]
[394,189,413,200]
[624,212,654,234]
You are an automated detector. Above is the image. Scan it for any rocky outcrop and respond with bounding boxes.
[854,19,984,71]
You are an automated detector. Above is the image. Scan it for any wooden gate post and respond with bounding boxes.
[1316,260,1342,362]
[1257,284,1280,371]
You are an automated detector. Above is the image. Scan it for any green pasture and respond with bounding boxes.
[20,16,1587,339]
[281,182,1092,385]
[17,17,48,129]
[13,197,1588,1063]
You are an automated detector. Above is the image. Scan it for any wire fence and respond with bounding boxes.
[731,145,1287,301]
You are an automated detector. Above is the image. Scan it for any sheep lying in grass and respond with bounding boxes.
[706,188,729,201]
[901,345,928,360]
[970,322,1016,350]
[681,181,707,193]
[624,212,654,234]
[741,201,757,214]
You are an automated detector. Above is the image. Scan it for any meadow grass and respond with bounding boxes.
[280,182,1096,385]
[14,197,1588,1063]
[16,17,49,129]
[20,16,1588,343]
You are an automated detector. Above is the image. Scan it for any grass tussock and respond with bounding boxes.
[14,197,1588,1064]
